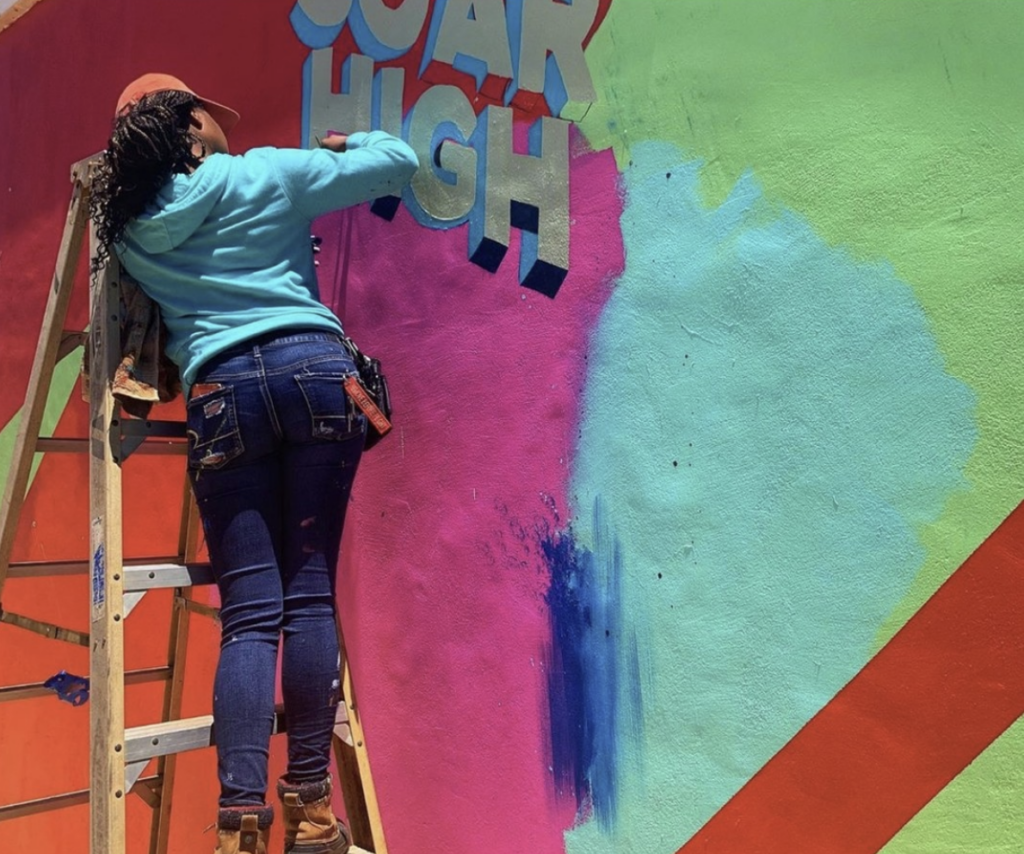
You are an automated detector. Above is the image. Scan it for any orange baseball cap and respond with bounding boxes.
[115,73,240,132]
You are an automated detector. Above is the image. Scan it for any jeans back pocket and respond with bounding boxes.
[294,373,363,442]
[186,385,245,470]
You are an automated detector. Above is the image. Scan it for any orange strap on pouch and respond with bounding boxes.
[343,375,392,437]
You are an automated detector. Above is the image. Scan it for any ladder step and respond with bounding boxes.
[6,556,198,580]
[35,437,186,455]
[125,709,286,763]
[0,666,170,704]
[124,703,351,763]
[124,562,214,592]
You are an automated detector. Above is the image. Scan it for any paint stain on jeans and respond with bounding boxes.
[204,398,227,418]
[200,450,228,467]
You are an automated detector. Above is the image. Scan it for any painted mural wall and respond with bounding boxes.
[2,1,1023,852]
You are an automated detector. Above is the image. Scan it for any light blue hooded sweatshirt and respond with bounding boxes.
[117,131,418,390]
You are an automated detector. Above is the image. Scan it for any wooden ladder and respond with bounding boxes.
[0,156,388,854]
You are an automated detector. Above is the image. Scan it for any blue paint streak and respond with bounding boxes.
[543,497,641,829]
[92,543,105,609]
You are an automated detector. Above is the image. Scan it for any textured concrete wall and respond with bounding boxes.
[1,2,1023,853]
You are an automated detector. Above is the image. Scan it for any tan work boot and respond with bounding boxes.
[214,805,273,854]
[276,776,351,854]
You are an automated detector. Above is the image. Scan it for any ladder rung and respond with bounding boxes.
[0,610,88,646]
[119,419,187,439]
[132,778,161,810]
[179,596,220,621]
[0,666,171,704]
[35,437,186,455]
[126,709,286,763]
[6,556,194,580]
[124,562,214,592]
[0,776,159,822]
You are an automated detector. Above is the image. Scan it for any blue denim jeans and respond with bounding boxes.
[186,330,365,807]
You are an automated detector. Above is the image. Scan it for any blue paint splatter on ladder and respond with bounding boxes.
[92,541,105,610]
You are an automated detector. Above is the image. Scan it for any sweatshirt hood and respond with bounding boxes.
[122,154,230,254]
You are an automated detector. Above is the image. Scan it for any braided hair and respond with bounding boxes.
[90,89,205,273]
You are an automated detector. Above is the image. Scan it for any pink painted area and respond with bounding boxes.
[316,144,624,853]
[0,2,623,849]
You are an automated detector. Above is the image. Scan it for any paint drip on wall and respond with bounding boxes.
[542,496,644,830]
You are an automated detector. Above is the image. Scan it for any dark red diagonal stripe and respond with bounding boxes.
[679,500,1024,854]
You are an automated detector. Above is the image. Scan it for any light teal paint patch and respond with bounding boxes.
[564,142,975,853]
[0,350,85,491]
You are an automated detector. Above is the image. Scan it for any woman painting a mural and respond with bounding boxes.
[89,73,418,854]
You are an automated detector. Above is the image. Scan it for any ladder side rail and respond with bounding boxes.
[333,718,374,847]
[0,162,91,596]
[335,620,389,854]
[150,485,201,854]
[89,231,127,854]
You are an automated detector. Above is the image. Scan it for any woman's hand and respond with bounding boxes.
[318,133,349,153]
